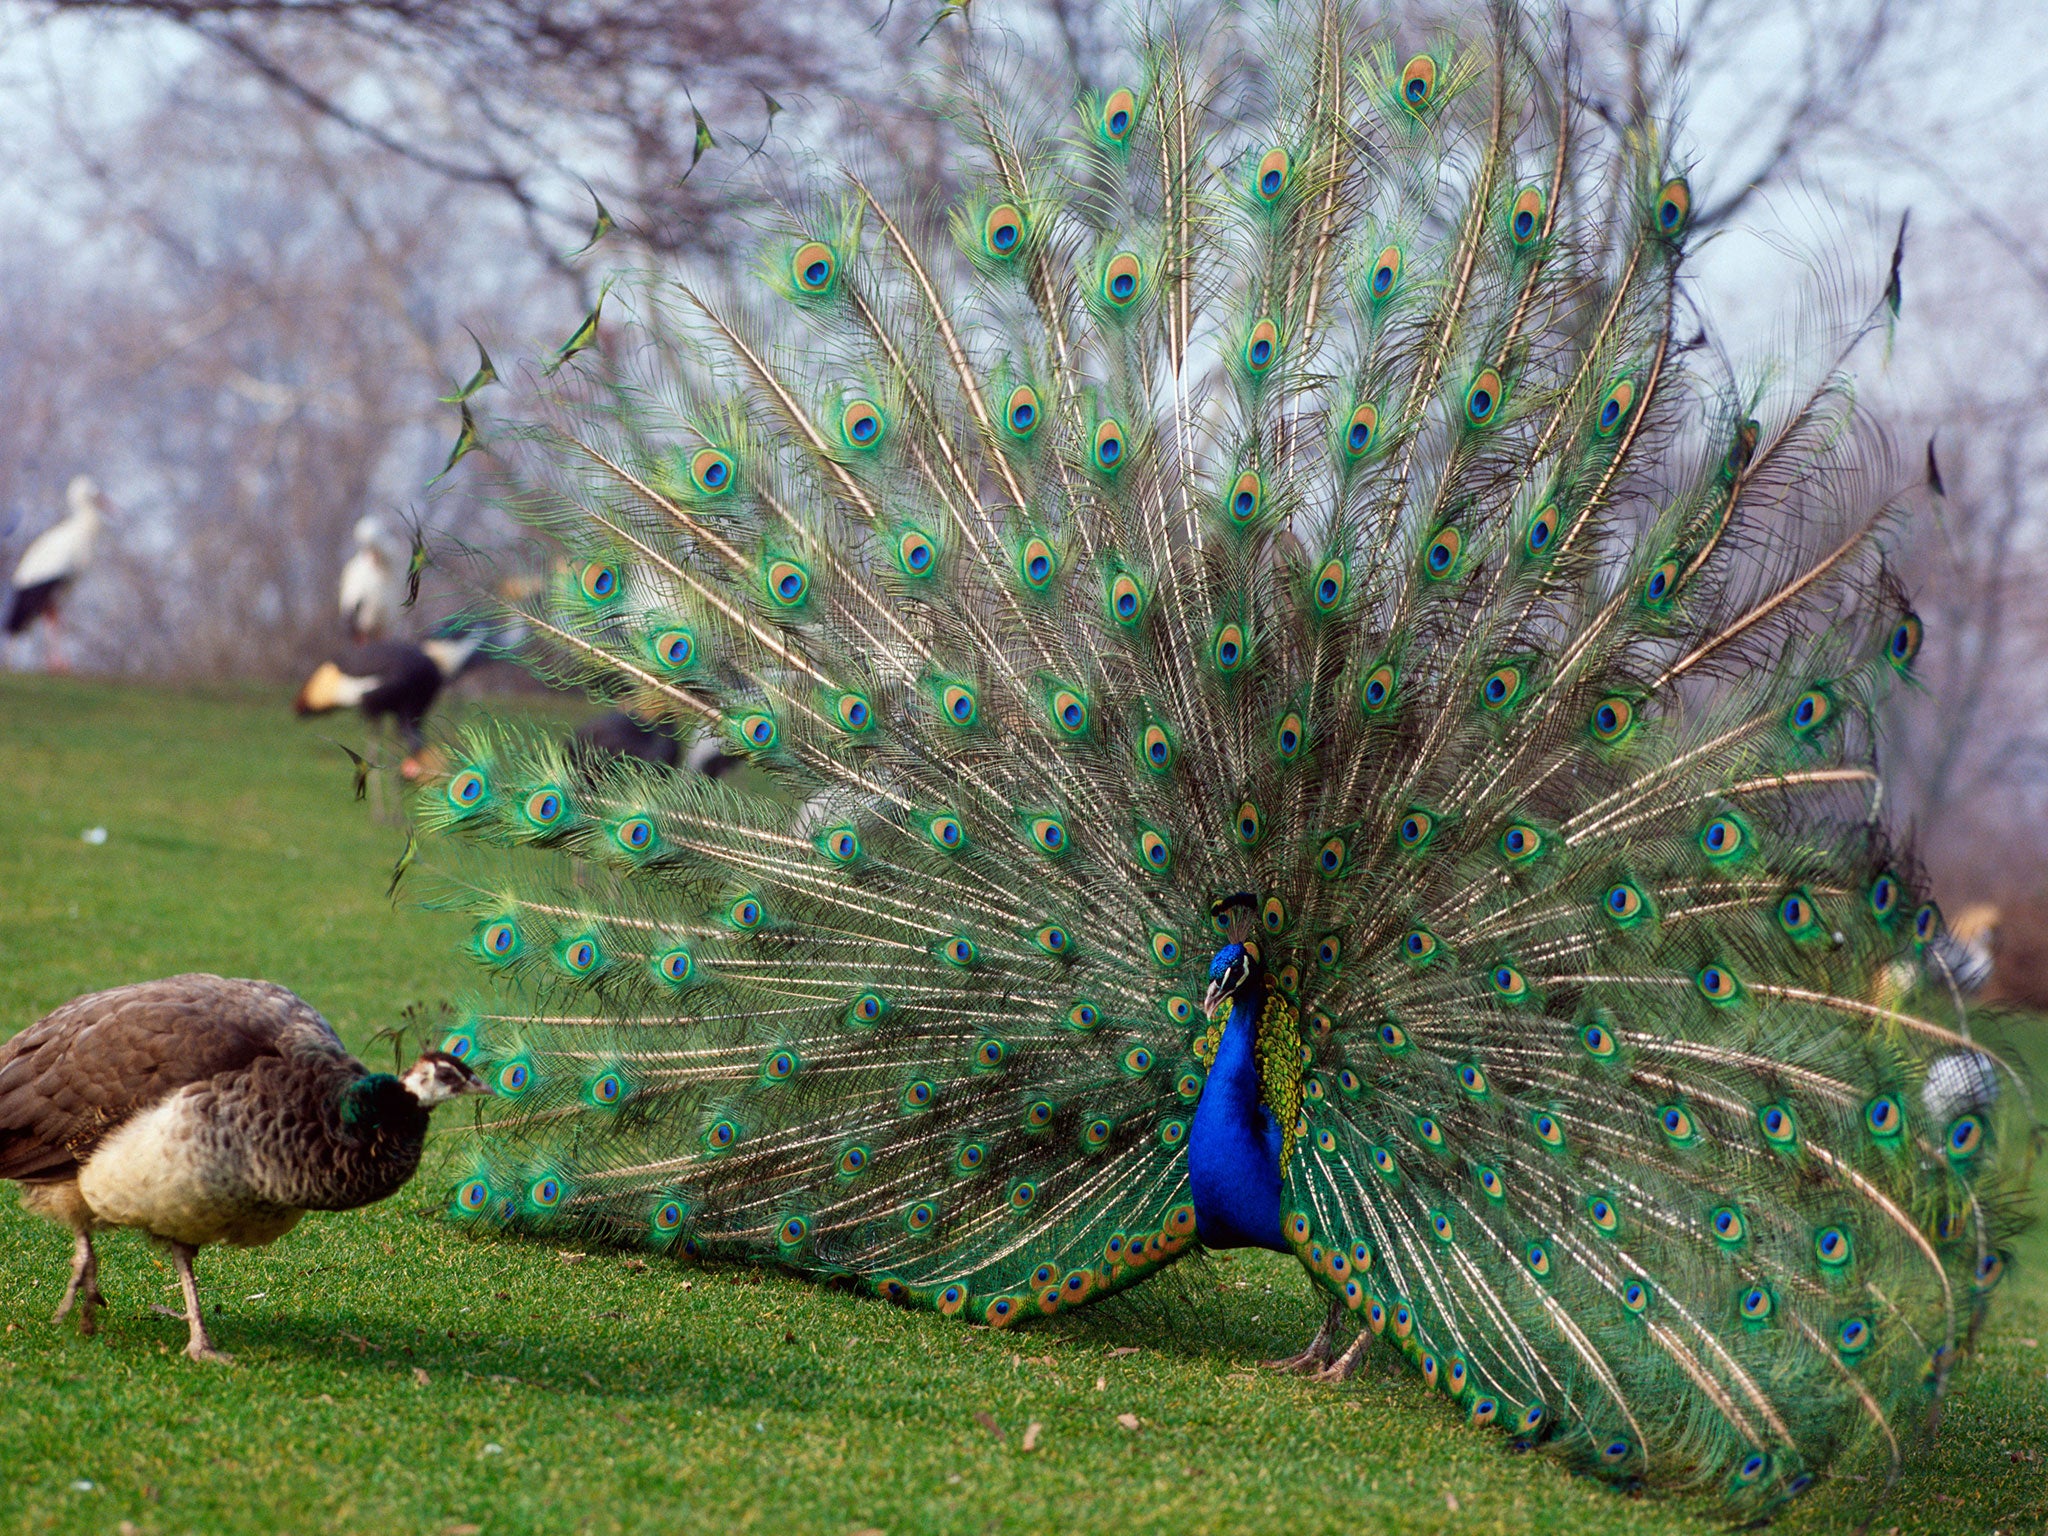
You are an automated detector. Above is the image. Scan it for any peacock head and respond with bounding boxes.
[1204,892,1264,1019]
[400,1051,493,1108]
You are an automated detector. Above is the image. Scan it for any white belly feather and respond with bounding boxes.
[75,1091,303,1248]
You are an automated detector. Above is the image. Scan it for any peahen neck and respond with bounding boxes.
[1187,987,1287,1253]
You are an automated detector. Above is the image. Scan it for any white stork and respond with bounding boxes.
[4,476,108,673]
[338,515,409,642]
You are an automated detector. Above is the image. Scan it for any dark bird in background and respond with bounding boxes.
[567,711,743,778]
[338,514,409,642]
[4,475,108,673]
[0,975,488,1362]
[293,617,523,815]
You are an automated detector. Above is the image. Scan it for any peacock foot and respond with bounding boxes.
[1263,1297,1346,1375]
[52,1232,106,1334]
[1311,1328,1373,1385]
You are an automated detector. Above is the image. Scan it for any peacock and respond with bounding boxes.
[416,0,2035,1507]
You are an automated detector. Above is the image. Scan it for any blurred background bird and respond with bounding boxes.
[4,475,108,673]
[338,514,411,643]
[0,974,488,1362]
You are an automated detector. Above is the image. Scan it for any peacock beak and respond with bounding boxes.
[1202,979,1227,1021]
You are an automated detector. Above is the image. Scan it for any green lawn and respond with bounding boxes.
[1,675,2042,1536]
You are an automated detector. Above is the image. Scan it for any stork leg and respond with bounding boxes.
[1264,1296,1347,1374]
[167,1241,230,1364]
[52,1230,107,1334]
[43,613,70,675]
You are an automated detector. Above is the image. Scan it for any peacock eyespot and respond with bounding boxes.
[1510,185,1545,246]
[653,1200,684,1231]
[690,447,736,496]
[1603,882,1645,924]
[941,684,978,727]
[1788,687,1832,735]
[1739,1286,1773,1322]
[942,935,978,966]
[561,937,599,974]
[1458,1062,1487,1095]
[706,1119,737,1150]
[1006,384,1041,439]
[1319,836,1349,877]
[765,559,809,606]
[1654,178,1690,237]
[1464,370,1502,427]
[1888,614,1923,671]
[1009,1179,1037,1209]
[1255,147,1290,201]
[792,240,837,292]
[1947,1115,1984,1159]
[1051,688,1087,734]
[1164,995,1192,1022]
[457,1180,490,1212]
[1425,527,1463,578]
[902,1079,935,1110]
[1711,1206,1746,1244]
[479,920,520,960]
[975,1039,1007,1070]
[1276,712,1305,759]
[1596,378,1635,438]
[955,1142,985,1172]
[838,1145,869,1176]
[1243,319,1279,374]
[1530,1112,1564,1148]
[1029,817,1067,855]
[616,816,657,852]
[1401,929,1436,962]
[1020,537,1057,590]
[835,692,873,733]
[1111,572,1145,625]
[906,1201,936,1231]
[1735,1453,1770,1486]
[1025,1100,1054,1128]
[530,1177,561,1208]
[821,827,860,863]
[1977,1252,2007,1289]
[1838,1317,1872,1354]
[1815,1226,1853,1268]
[1869,873,1900,919]
[1138,830,1171,871]
[927,815,965,850]
[1316,934,1340,968]
[1587,1195,1618,1232]
[1525,503,1561,556]
[982,203,1026,259]
[1481,665,1522,710]
[1034,924,1071,954]
[525,789,563,826]
[1399,53,1437,107]
[1914,903,1940,945]
[1362,662,1396,712]
[1398,810,1433,848]
[1368,246,1401,299]
[1344,402,1380,459]
[577,560,622,605]
[897,529,937,577]
[1227,470,1263,524]
[764,1050,797,1081]
[1233,800,1263,847]
[1659,1104,1696,1142]
[655,948,693,984]
[1590,697,1634,742]
[1093,419,1126,470]
[1100,88,1137,144]
[1122,1044,1154,1075]
[731,897,763,929]
[1213,623,1245,672]
[652,629,696,670]
[842,399,884,447]
[1865,1094,1902,1139]
[1621,1281,1649,1314]
[1501,823,1541,862]
[1759,1103,1798,1147]
[1700,816,1746,860]
[448,768,487,809]
[1582,1023,1615,1058]
[850,993,884,1025]
[1102,251,1143,308]
[779,1216,808,1247]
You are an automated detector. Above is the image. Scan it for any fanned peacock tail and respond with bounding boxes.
[418,0,2035,1506]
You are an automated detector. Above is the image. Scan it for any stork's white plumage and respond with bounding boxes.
[4,476,107,672]
[338,515,408,641]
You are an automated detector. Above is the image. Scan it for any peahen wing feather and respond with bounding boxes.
[418,0,2033,1503]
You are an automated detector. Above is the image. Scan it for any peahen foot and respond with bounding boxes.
[1264,1298,1347,1375]
[51,1231,106,1335]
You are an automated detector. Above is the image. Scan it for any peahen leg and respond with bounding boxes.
[51,1231,105,1333]
[1264,1296,1347,1375]
[167,1241,230,1364]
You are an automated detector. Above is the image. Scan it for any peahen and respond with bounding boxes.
[418,0,2035,1506]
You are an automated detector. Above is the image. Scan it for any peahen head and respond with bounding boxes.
[1204,891,1264,1020]
[399,1051,493,1107]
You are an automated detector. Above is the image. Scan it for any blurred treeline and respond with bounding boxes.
[1,0,2044,995]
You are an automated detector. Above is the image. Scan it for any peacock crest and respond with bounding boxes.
[417,0,2033,1509]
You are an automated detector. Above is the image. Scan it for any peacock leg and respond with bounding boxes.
[52,1230,105,1333]
[167,1241,231,1364]
[1263,1296,1346,1374]
[1312,1324,1374,1384]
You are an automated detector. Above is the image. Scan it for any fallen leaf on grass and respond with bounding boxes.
[1116,1413,1141,1430]
[784,1330,798,1344]
[679,1280,694,1292]
[1107,1346,1141,1358]
[445,1525,483,1536]
[1022,1421,1042,1452]
[1445,1492,1461,1513]
[622,1258,648,1273]
[1095,1376,1106,1392]
[413,1367,430,1387]
[846,1528,885,1536]
[558,1251,588,1265]
[1022,1355,1060,1367]
[974,1411,1005,1439]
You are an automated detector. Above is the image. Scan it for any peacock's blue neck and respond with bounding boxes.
[1186,989,1286,1252]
